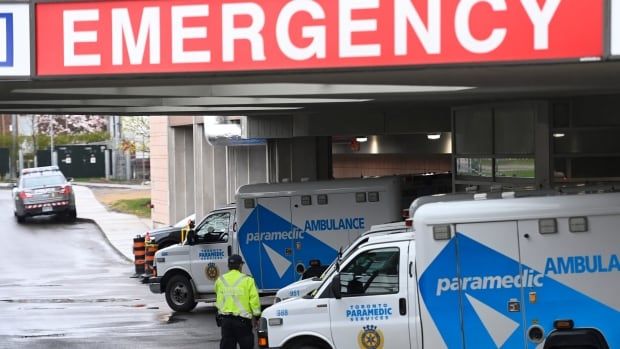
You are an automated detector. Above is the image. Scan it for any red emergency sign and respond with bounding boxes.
[35,0,603,76]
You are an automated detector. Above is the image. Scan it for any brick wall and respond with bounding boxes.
[333,154,451,178]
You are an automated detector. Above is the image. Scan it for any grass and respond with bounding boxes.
[110,198,152,218]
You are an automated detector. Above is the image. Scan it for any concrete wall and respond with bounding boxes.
[149,116,170,227]
[169,125,195,224]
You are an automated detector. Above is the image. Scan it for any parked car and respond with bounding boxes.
[145,213,195,249]
[13,166,76,223]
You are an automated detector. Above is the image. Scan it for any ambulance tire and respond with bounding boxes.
[285,339,327,349]
[165,275,197,312]
[16,214,26,223]
[297,345,321,349]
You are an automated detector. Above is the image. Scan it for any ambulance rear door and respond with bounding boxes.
[517,214,620,348]
[454,221,525,348]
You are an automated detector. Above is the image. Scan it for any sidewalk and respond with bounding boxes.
[74,185,151,262]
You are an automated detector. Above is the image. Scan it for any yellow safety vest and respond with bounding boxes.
[215,269,261,319]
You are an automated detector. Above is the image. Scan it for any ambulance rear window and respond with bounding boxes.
[301,195,312,206]
[356,192,367,203]
[368,192,379,202]
[244,199,255,209]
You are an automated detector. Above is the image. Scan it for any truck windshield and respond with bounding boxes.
[23,175,66,188]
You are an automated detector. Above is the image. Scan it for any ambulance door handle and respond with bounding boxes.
[399,298,407,315]
[317,304,327,308]
[409,262,413,278]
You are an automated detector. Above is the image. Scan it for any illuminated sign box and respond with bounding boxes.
[35,0,603,76]
[0,4,30,77]
[612,0,620,56]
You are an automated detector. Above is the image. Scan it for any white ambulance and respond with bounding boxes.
[258,191,620,349]
[150,177,402,311]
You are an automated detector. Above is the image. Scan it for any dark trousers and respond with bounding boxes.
[220,316,254,349]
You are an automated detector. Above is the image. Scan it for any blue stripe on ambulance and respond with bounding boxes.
[238,204,337,290]
[419,233,619,348]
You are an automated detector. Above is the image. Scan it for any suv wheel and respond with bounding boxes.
[165,275,197,312]
[65,209,77,223]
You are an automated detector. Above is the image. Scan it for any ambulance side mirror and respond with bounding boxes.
[331,274,342,299]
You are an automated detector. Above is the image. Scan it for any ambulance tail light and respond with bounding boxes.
[401,208,410,219]
[405,218,413,228]
[553,319,574,330]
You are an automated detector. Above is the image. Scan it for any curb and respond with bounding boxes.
[78,217,134,264]
[74,182,150,190]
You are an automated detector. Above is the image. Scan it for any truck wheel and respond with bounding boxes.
[165,275,197,312]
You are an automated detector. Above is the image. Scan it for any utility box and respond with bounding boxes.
[37,144,108,178]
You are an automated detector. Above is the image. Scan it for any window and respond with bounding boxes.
[356,192,367,203]
[368,192,379,202]
[456,158,493,177]
[338,248,399,297]
[196,212,230,244]
[495,158,535,179]
[244,199,255,209]
[301,195,312,206]
[23,174,66,188]
[317,194,328,205]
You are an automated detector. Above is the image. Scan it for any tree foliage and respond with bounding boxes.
[36,115,108,134]
[122,116,150,153]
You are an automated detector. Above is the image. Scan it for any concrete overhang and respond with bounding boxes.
[1,61,620,115]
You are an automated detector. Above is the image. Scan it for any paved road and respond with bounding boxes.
[0,189,224,349]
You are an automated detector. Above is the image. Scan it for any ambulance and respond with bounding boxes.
[150,177,402,311]
[258,191,620,349]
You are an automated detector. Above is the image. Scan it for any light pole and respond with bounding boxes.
[49,116,55,166]
[10,114,16,178]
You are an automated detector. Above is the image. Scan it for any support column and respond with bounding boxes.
[267,137,331,182]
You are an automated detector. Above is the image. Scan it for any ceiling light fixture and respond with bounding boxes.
[427,133,441,140]
[356,137,368,143]
[552,133,565,138]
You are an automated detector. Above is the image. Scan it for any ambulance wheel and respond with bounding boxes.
[285,339,328,349]
[165,275,197,312]
[16,214,25,223]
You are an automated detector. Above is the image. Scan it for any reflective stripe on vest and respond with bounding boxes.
[216,274,252,319]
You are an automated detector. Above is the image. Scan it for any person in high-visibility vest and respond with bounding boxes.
[215,254,261,349]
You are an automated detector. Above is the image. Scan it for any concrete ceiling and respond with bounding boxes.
[2,60,620,115]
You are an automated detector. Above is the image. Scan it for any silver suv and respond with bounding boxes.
[13,166,77,223]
